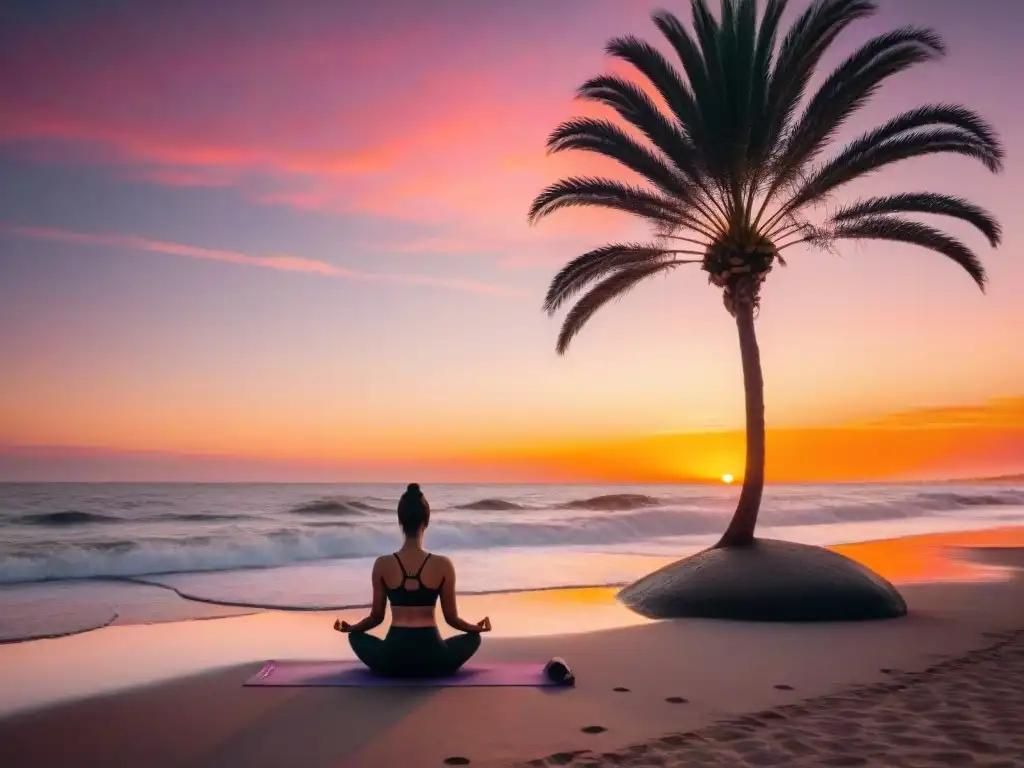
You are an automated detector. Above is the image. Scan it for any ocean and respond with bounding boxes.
[2,482,1023,643]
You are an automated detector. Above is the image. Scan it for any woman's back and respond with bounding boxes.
[379,548,447,627]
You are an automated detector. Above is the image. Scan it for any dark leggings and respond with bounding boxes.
[348,626,481,678]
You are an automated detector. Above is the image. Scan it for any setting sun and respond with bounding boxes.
[721,474,735,484]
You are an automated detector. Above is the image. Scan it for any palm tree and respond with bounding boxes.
[529,0,1003,549]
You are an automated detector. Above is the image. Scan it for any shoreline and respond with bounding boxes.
[2,520,1022,646]
[0,527,1023,766]
[0,612,119,647]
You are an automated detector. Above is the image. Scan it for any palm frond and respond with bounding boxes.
[831,193,1001,246]
[555,261,680,354]
[577,70,736,228]
[577,75,702,181]
[715,0,758,194]
[840,104,1003,161]
[651,10,722,174]
[604,35,702,143]
[774,27,944,182]
[528,177,685,225]
[764,0,877,158]
[783,128,1002,215]
[547,118,695,201]
[745,0,787,171]
[742,0,788,219]
[822,214,986,289]
[652,9,712,98]
[543,243,692,315]
[690,0,724,109]
[691,0,747,192]
[730,0,759,143]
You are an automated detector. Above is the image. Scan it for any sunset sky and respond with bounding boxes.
[1,0,1022,483]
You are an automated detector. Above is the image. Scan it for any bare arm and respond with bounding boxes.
[439,558,488,634]
[343,558,387,633]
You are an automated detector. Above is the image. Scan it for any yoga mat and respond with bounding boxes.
[245,660,559,687]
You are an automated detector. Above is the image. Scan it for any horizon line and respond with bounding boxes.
[0,476,1019,486]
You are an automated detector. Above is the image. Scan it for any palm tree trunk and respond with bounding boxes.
[715,301,765,548]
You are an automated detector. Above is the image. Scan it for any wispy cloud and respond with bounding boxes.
[848,397,1024,430]
[2,224,523,296]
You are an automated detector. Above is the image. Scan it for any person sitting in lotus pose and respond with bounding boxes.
[335,483,490,677]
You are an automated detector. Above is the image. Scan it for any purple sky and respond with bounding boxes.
[1,0,1022,480]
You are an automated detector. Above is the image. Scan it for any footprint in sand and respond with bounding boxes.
[443,758,470,766]
[665,696,689,704]
[547,751,589,765]
[774,684,795,691]
[581,725,607,734]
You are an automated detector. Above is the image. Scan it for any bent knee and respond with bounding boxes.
[348,632,376,654]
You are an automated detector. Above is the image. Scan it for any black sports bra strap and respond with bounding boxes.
[411,553,431,578]
[393,553,410,578]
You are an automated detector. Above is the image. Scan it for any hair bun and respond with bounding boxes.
[405,483,421,495]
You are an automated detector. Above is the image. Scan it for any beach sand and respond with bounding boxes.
[1,528,1023,767]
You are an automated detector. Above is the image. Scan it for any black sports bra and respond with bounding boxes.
[385,552,443,607]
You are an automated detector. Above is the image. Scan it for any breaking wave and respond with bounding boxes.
[288,498,387,516]
[2,487,1022,585]
[454,499,531,511]
[14,511,123,526]
[558,494,665,511]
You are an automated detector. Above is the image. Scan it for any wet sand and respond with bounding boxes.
[0,528,1022,768]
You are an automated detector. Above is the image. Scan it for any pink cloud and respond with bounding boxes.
[0,2,660,257]
[0,113,397,177]
[2,224,523,297]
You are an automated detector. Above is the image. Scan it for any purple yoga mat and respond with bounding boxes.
[245,660,558,687]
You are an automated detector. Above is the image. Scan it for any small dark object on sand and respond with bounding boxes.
[443,758,470,766]
[544,657,575,686]
[581,725,607,734]
[665,696,689,703]
[549,751,589,765]
[613,686,630,692]
[774,684,794,691]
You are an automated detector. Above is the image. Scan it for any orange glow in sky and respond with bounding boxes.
[1,1,1022,484]
[2,396,1020,483]
[434,397,1024,484]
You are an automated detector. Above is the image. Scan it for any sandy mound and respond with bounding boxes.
[618,539,907,621]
